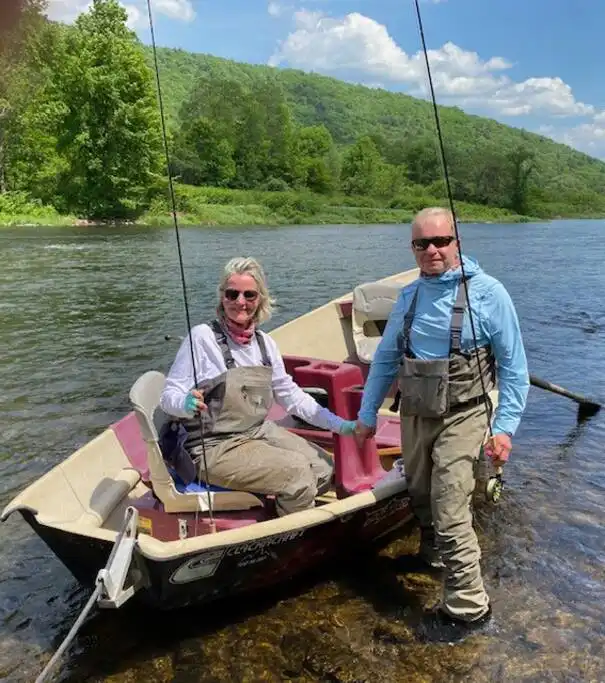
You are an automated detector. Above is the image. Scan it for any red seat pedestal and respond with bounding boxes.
[333,383,386,497]
[279,356,388,498]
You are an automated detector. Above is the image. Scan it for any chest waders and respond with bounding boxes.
[179,320,333,517]
[397,281,495,418]
[181,319,274,454]
[396,280,497,621]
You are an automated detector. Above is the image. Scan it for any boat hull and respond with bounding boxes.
[21,491,413,610]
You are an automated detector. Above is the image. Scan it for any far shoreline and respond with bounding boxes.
[4,183,602,229]
[0,212,543,229]
[3,204,603,230]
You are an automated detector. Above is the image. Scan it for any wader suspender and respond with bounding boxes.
[209,319,272,369]
[390,281,468,412]
[402,281,467,355]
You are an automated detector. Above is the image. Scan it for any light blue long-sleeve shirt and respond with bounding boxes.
[358,255,530,436]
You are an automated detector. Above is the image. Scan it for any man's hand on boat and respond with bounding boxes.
[352,421,376,449]
[484,433,512,467]
[185,389,207,415]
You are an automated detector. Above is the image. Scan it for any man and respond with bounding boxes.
[355,206,529,633]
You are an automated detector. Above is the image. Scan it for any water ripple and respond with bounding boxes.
[1,220,604,682]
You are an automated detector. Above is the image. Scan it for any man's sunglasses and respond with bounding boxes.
[412,236,456,251]
[224,288,259,302]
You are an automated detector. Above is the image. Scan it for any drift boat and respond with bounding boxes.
[1,267,450,611]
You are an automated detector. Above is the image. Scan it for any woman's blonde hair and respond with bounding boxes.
[217,257,276,324]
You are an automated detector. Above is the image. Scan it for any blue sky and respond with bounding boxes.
[47,0,605,158]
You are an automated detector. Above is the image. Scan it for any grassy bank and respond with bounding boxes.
[138,184,536,226]
[0,184,538,227]
[0,192,77,226]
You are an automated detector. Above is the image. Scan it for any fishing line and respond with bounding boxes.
[412,0,494,441]
[145,0,215,533]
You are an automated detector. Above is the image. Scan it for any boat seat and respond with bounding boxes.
[128,370,264,514]
[352,281,401,363]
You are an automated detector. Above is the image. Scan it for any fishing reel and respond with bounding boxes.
[484,466,503,504]
[475,450,504,505]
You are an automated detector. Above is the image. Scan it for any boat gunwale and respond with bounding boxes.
[7,477,409,561]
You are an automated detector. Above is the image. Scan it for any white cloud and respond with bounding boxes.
[123,3,145,29]
[268,1,292,17]
[543,119,605,159]
[45,0,195,25]
[269,11,593,120]
[46,0,91,22]
[153,0,195,22]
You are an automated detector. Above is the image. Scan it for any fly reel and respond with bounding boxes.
[485,467,503,503]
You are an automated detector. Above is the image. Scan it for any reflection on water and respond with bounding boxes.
[1,221,604,682]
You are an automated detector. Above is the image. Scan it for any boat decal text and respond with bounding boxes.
[225,529,306,557]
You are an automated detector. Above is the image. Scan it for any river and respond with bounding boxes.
[1,220,604,682]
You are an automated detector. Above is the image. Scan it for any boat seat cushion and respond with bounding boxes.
[78,467,141,527]
[352,281,401,363]
[168,468,232,494]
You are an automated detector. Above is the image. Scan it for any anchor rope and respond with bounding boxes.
[34,584,103,683]
[412,0,494,440]
[145,0,216,532]
[33,509,139,682]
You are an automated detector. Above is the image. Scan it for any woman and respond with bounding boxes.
[160,256,356,517]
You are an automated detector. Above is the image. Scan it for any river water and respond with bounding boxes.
[1,220,604,682]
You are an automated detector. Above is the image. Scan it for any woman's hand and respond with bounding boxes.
[185,389,207,415]
[339,420,358,435]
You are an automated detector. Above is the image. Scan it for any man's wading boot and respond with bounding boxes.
[417,604,493,644]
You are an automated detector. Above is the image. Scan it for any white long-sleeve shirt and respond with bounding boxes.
[160,323,345,433]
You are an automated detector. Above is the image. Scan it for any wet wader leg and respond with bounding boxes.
[430,404,490,621]
[195,439,318,516]
[258,421,334,495]
[401,415,436,547]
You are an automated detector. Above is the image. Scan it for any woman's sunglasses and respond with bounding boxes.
[412,236,456,251]
[224,288,259,302]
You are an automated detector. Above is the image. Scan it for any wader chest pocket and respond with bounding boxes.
[241,384,272,413]
[398,357,450,418]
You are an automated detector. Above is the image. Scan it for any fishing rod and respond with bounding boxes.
[413,0,601,424]
[412,0,504,499]
[145,0,216,533]
[412,0,602,500]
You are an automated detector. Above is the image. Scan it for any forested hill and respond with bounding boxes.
[1,0,604,224]
[148,47,605,218]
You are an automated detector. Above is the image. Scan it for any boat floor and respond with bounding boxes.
[103,480,346,542]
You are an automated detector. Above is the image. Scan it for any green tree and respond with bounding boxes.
[255,79,295,184]
[291,124,336,193]
[0,0,55,194]
[172,117,236,186]
[375,163,407,198]
[5,24,69,204]
[233,94,268,188]
[340,135,384,196]
[401,136,441,186]
[508,147,535,215]
[56,0,163,218]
